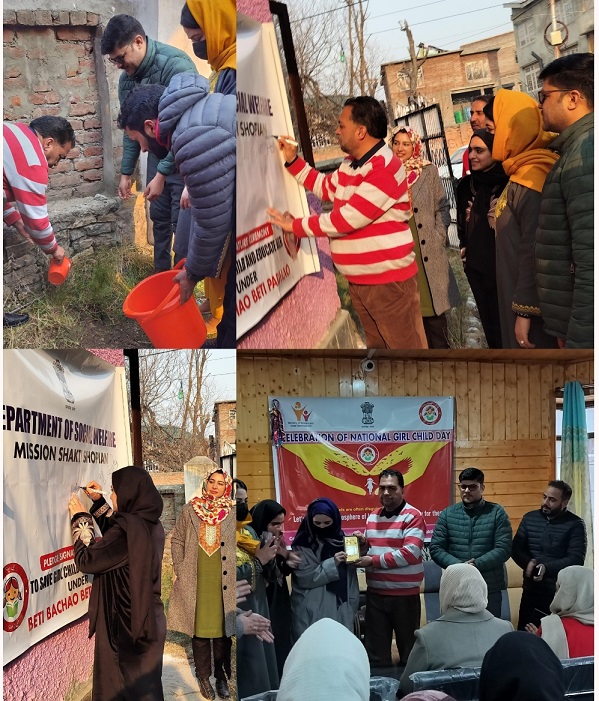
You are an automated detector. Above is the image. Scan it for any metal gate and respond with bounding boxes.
[395,104,459,248]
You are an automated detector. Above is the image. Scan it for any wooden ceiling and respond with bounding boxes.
[237,349,594,365]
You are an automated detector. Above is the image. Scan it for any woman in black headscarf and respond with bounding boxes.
[456,129,508,348]
[290,497,359,641]
[236,499,299,697]
[68,466,166,701]
[479,631,565,701]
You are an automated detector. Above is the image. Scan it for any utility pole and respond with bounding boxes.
[549,0,561,58]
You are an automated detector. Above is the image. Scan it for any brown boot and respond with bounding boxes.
[198,678,215,701]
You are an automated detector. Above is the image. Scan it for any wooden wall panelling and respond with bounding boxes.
[540,364,554,441]
[441,361,456,398]
[517,364,530,440]
[377,359,392,395]
[404,360,419,396]
[455,362,469,440]
[338,358,352,397]
[480,363,494,441]
[504,364,518,440]
[324,355,340,397]
[238,358,257,443]
[528,364,542,440]
[308,356,325,397]
[253,356,270,443]
[351,358,366,397]
[492,363,506,442]
[417,361,431,396]
[429,361,444,396]
[391,360,406,396]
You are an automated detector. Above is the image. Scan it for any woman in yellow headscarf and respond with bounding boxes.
[489,89,559,349]
[181,0,236,95]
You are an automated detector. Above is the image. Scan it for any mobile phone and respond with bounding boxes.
[344,535,360,562]
[260,531,274,546]
[533,564,543,578]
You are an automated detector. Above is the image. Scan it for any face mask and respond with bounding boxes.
[236,502,249,522]
[145,134,169,160]
[192,40,208,60]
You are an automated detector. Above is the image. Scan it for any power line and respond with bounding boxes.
[369,3,508,35]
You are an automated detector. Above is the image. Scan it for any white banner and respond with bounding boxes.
[236,15,320,338]
[3,350,132,664]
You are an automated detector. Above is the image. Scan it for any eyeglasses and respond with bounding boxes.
[459,484,481,492]
[537,89,571,104]
[108,41,134,65]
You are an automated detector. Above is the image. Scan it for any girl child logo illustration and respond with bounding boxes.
[3,564,30,632]
[4,577,22,619]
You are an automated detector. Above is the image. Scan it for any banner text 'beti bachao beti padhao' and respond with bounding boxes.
[270,396,455,542]
[3,350,132,665]
[236,16,319,338]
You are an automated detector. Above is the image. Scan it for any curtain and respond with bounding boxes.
[561,381,593,568]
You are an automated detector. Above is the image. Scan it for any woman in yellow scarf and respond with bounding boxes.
[490,89,559,349]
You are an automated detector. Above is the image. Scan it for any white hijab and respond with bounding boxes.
[439,563,488,615]
[277,618,370,701]
[540,565,594,659]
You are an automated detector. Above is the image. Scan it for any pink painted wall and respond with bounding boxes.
[3,618,93,701]
[237,0,341,348]
[88,349,125,366]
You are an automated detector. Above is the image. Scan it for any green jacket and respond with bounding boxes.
[118,37,197,177]
[535,112,594,348]
[430,500,512,593]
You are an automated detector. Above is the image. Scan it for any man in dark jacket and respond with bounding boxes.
[430,467,512,617]
[535,53,593,348]
[117,75,235,348]
[512,480,586,630]
[101,15,196,272]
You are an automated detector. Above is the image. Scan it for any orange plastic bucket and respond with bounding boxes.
[122,260,207,348]
[48,257,72,285]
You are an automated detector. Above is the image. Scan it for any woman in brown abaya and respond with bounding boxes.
[68,465,166,701]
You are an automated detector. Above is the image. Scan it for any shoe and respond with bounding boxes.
[198,678,215,701]
[215,679,230,699]
[198,298,211,313]
[3,312,29,328]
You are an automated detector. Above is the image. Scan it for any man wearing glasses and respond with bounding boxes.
[100,15,196,272]
[430,467,512,617]
[535,53,594,349]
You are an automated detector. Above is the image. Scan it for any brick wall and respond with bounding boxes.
[3,10,104,200]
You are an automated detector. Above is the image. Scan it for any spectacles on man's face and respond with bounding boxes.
[108,41,134,66]
[537,89,571,105]
[459,483,481,492]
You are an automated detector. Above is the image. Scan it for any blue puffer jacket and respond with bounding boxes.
[430,500,512,593]
[158,73,235,280]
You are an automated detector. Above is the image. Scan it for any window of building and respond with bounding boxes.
[516,18,536,47]
[229,408,236,426]
[397,66,424,91]
[523,63,542,94]
[465,60,490,81]
[556,0,582,24]
[560,43,580,55]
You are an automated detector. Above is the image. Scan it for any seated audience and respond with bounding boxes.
[277,618,370,701]
[400,563,512,695]
[479,631,565,701]
[526,564,594,658]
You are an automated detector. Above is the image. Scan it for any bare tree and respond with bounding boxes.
[137,350,220,471]
[400,21,429,108]
[343,0,379,97]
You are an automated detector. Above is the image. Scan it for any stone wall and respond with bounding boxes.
[3,194,121,302]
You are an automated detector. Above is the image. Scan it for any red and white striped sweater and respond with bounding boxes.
[3,122,58,254]
[286,145,417,285]
[364,501,425,596]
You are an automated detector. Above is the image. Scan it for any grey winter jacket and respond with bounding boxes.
[535,112,594,347]
[430,500,512,593]
[158,73,235,279]
[118,37,197,177]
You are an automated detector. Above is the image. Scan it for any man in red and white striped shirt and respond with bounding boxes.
[3,116,74,326]
[354,468,425,669]
[268,97,427,349]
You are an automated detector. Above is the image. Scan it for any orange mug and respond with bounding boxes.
[48,256,72,286]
